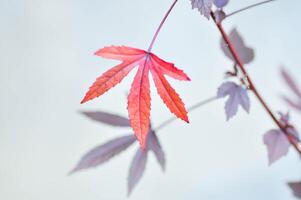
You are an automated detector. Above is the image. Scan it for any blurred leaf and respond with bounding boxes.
[281,68,301,111]
[282,97,301,111]
[81,111,130,127]
[220,28,254,64]
[70,134,136,174]
[217,81,250,120]
[281,68,301,98]
[74,110,166,196]
[148,130,166,171]
[190,0,214,19]
[128,148,148,196]
[288,181,301,199]
[263,129,290,165]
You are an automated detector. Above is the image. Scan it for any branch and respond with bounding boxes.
[210,11,301,156]
[226,0,277,19]
[147,0,178,52]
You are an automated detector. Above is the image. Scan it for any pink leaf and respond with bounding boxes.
[217,81,250,120]
[70,135,135,174]
[81,111,130,127]
[127,148,148,196]
[263,129,290,165]
[82,46,190,149]
[95,46,145,61]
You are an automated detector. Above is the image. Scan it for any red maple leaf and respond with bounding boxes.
[81,46,190,148]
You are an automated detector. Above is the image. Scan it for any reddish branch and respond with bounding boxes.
[148,0,178,52]
[210,11,301,155]
[146,0,301,155]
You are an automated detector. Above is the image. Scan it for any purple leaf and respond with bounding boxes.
[128,148,148,196]
[281,68,301,99]
[288,181,301,199]
[217,81,250,120]
[70,134,136,174]
[81,111,130,127]
[263,129,290,165]
[282,96,301,111]
[214,0,229,8]
[220,28,254,64]
[148,130,166,171]
[190,0,214,19]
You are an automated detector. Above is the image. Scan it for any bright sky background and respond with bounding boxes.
[1,0,301,199]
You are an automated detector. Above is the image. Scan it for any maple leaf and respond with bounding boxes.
[217,81,250,120]
[220,28,255,64]
[190,0,214,19]
[81,46,190,149]
[288,181,301,199]
[281,68,301,111]
[71,112,166,196]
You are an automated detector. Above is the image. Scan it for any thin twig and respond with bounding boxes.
[147,0,178,52]
[154,96,217,131]
[210,11,301,155]
[226,0,277,19]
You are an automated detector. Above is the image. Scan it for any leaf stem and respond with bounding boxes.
[154,96,217,131]
[210,12,301,155]
[147,0,178,52]
[226,0,277,19]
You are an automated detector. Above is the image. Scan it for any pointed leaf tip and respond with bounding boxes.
[127,148,148,196]
[148,131,166,171]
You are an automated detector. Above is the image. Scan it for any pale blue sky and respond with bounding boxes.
[0,0,301,199]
